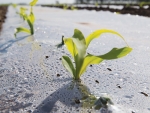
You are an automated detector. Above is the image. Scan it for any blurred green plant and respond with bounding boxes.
[62,29,132,80]
[11,3,17,8]
[139,2,150,8]
[71,5,77,10]
[14,0,38,37]
[17,7,28,20]
[63,4,68,10]
[139,2,145,8]
[95,2,99,7]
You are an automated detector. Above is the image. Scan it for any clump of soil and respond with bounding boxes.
[0,6,8,33]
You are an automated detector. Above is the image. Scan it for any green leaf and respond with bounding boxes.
[63,38,78,58]
[99,47,132,60]
[20,7,27,16]
[28,12,35,23]
[71,29,87,79]
[19,7,28,20]
[26,17,34,35]
[85,29,128,48]
[62,56,76,78]
[30,0,38,6]
[14,27,31,37]
[79,54,103,77]
[63,4,68,10]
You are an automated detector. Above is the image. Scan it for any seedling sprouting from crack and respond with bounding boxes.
[62,29,132,80]
[14,0,38,37]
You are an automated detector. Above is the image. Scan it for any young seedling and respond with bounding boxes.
[62,29,132,80]
[14,0,38,37]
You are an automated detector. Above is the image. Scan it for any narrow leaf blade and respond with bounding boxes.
[30,0,38,6]
[14,27,31,37]
[99,47,132,60]
[62,56,75,77]
[86,29,128,47]
[26,17,34,35]
[72,29,87,78]
[79,54,103,76]
[28,12,35,23]
[63,38,77,58]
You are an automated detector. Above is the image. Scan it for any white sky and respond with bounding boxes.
[0,0,75,4]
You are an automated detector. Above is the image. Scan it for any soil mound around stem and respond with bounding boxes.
[0,6,8,33]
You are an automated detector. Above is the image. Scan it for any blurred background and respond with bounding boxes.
[0,0,150,4]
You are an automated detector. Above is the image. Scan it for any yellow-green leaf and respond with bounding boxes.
[85,29,128,48]
[20,7,27,15]
[63,38,77,59]
[14,27,31,37]
[28,12,35,23]
[12,4,17,8]
[30,0,38,6]
[26,17,34,35]
[71,29,86,79]
[79,54,103,77]
[62,56,75,77]
[99,47,132,60]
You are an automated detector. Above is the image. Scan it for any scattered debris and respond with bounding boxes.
[95,80,99,83]
[74,98,80,104]
[57,74,60,77]
[107,68,112,71]
[45,56,49,58]
[116,84,121,89]
[140,92,148,97]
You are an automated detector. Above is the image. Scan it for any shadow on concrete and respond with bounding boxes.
[0,35,30,53]
[33,80,113,113]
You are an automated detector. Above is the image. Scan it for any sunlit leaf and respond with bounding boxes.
[63,38,77,58]
[20,7,27,13]
[28,12,35,23]
[71,29,86,79]
[98,47,132,60]
[62,29,132,80]
[86,29,128,48]
[19,7,28,20]
[30,0,38,6]
[14,27,31,37]
[26,17,34,35]
[79,54,103,77]
[62,56,75,78]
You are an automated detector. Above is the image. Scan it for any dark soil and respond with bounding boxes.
[0,6,8,33]
[42,4,150,18]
